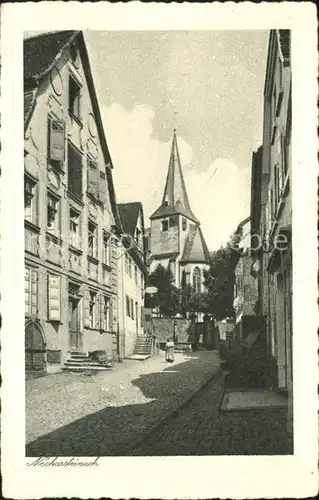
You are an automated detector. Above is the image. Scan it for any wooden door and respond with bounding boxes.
[25,321,45,371]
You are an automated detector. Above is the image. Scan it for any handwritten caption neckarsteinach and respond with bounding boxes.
[27,457,100,467]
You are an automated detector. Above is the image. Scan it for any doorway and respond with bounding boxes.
[68,296,81,350]
[25,320,46,371]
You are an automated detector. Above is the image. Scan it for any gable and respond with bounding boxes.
[181,224,210,264]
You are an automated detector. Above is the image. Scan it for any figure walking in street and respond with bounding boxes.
[165,337,175,363]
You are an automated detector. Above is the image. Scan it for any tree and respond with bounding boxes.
[147,264,180,317]
[203,234,242,321]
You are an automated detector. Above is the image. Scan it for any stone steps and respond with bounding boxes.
[63,352,113,372]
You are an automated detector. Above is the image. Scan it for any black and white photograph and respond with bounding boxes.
[0,2,317,499]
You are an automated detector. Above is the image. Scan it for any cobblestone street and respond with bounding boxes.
[26,350,220,456]
[131,372,293,456]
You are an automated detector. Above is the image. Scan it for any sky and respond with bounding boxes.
[26,30,269,250]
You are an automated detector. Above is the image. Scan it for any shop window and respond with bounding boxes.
[161,220,168,232]
[89,291,97,328]
[102,231,111,266]
[88,221,98,259]
[25,268,38,317]
[69,209,81,248]
[69,76,81,120]
[24,177,37,224]
[47,192,60,234]
[68,144,82,199]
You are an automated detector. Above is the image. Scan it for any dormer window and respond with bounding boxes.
[161,220,168,232]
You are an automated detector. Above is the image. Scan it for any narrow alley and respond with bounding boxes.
[131,371,292,456]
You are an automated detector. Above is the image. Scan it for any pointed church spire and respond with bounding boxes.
[150,130,199,223]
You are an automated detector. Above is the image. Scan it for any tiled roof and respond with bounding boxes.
[24,31,76,80]
[278,30,290,65]
[181,224,210,264]
[117,202,142,237]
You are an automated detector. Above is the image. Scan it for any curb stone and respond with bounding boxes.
[119,366,223,455]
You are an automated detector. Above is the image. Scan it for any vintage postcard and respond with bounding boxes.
[0,1,318,498]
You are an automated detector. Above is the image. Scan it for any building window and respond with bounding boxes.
[89,291,97,328]
[182,218,187,231]
[47,192,60,234]
[68,144,82,199]
[125,254,129,274]
[69,209,81,248]
[134,264,138,284]
[161,220,168,232]
[131,298,135,320]
[25,268,38,317]
[192,267,201,294]
[69,76,81,120]
[24,177,37,224]
[102,295,110,331]
[88,221,97,259]
[126,295,130,317]
[102,232,111,266]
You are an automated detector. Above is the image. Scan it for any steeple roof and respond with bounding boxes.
[180,224,210,264]
[150,130,199,223]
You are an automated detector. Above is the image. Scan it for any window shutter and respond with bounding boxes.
[31,269,38,317]
[48,274,61,321]
[25,268,30,315]
[84,290,90,328]
[99,170,107,204]
[87,160,98,198]
[49,118,65,162]
[100,296,105,331]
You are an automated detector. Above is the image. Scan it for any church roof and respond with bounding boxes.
[180,224,210,264]
[117,202,142,237]
[150,130,199,223]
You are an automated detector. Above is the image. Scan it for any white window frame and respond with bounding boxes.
[88,220,98,259]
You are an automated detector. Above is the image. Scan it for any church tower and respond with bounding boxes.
[149,130,210,292]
